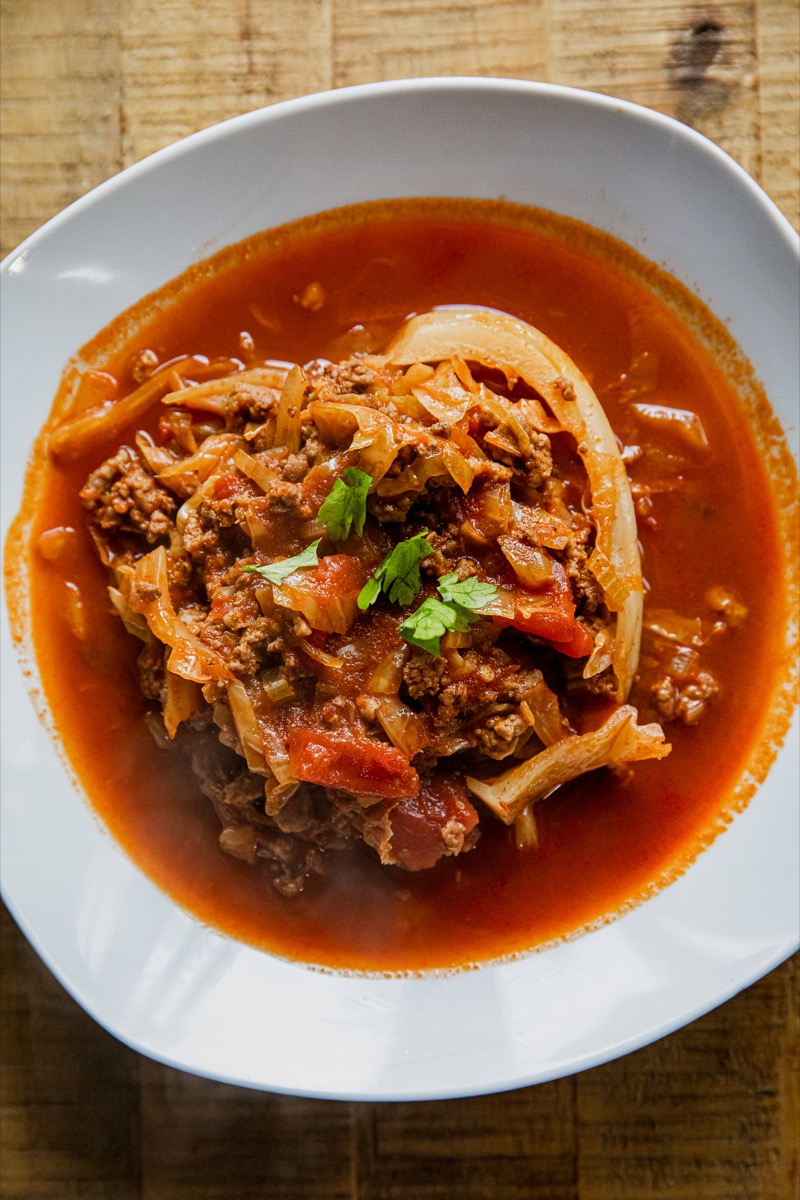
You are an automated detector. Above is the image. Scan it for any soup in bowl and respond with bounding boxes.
[2,79,797,1098]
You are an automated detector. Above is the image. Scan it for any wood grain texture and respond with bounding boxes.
[2,904,798,1199]
[2,0,798,254]
[1,0,798,1196]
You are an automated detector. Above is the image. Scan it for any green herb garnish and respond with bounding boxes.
[399,573,498,656]
[318,467,371,541]
[436,572,498,613]
[399,596,478,657]
[241,539,321,586]
[357,532,434,610]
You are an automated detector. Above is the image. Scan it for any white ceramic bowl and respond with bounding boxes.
[2,78,798,1100]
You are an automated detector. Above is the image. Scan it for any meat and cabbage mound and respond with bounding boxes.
[65,305,732,897]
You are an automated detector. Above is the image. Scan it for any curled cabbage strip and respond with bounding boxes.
[386,306,643,700]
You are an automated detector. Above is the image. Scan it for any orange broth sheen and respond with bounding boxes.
[10,198,796,972]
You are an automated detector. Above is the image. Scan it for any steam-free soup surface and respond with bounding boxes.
[22,199,786,971]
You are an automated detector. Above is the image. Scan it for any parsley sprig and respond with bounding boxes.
[357,532,434,610]
[436,573,499,611]
[318,467,371,542]
[241,539,321,586]
[399,596,477,656]
[400,571,499,657]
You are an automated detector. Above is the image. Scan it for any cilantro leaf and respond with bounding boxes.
[437,572,498,612]
[398,572,496,656]
[317,467,371,541]
[382,533,436,605]
[241,539,321,585]
[357,532,434,610]
[399,596,478,657]
[357,575,382,610]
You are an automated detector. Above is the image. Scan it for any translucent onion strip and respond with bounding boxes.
[226,680,270,775]
[233,448,279,493]
[160,365,289,413]
[274,365,307,455]
[163,673,203,739]
[158,433,244,484]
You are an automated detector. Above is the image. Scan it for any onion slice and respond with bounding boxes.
[385,306,643,699]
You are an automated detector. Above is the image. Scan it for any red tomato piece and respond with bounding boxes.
[491,557,593,657]
[549,622,595,659]
[212,472,244,500]
[287,727,419,800]
[306,554,371,603]
[493,606,576,642]
[386,774,479,871]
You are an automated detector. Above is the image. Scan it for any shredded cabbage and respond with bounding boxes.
[130,546,232,683]
[385,306,644,700]
[466,705,670,823]
[163,672,203,738]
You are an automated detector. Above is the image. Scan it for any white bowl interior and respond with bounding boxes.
[1,78,798,1099]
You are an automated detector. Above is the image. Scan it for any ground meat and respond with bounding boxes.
[402,642,541,761]
[270,787,355,849]
[264,843,324,898]
[136,638,164,701]
[381,444,421,478]
[266,480,314,517]
[223,616,282,675]
[264,636,315,681]
[219,771,266,812]
[179,506,244,574]
[80,446,177,542]
[523,431,553,487]
[300,430,324,462]
[190,730,352,895]
[281,452,309,482]
[472,711,528,758]
[129,577,160,607]
[652,669,719,724]
[321,359,379,394]
[403,653,447,700]
[562,522,604,613]
[370,494,416,522]
[471,459,514,484]
[204,382,279,423]
[197,496,240,530]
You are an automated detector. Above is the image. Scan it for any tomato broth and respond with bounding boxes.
[8,198,796,972]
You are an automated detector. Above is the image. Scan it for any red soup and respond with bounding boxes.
[6,198,797,972]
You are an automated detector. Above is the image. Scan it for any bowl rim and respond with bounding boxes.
[3,76,798,273]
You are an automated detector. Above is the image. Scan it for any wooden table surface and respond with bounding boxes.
[2,1,798,1197]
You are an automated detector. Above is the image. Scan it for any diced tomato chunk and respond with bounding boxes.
[385,774,479,871]
[493,608,593,657]
[494,607,576,642]
[213,472,245,500]
[306,555,371,604]
[549,621,595,659]
[491,558,593,657]
[287,726,419,800]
